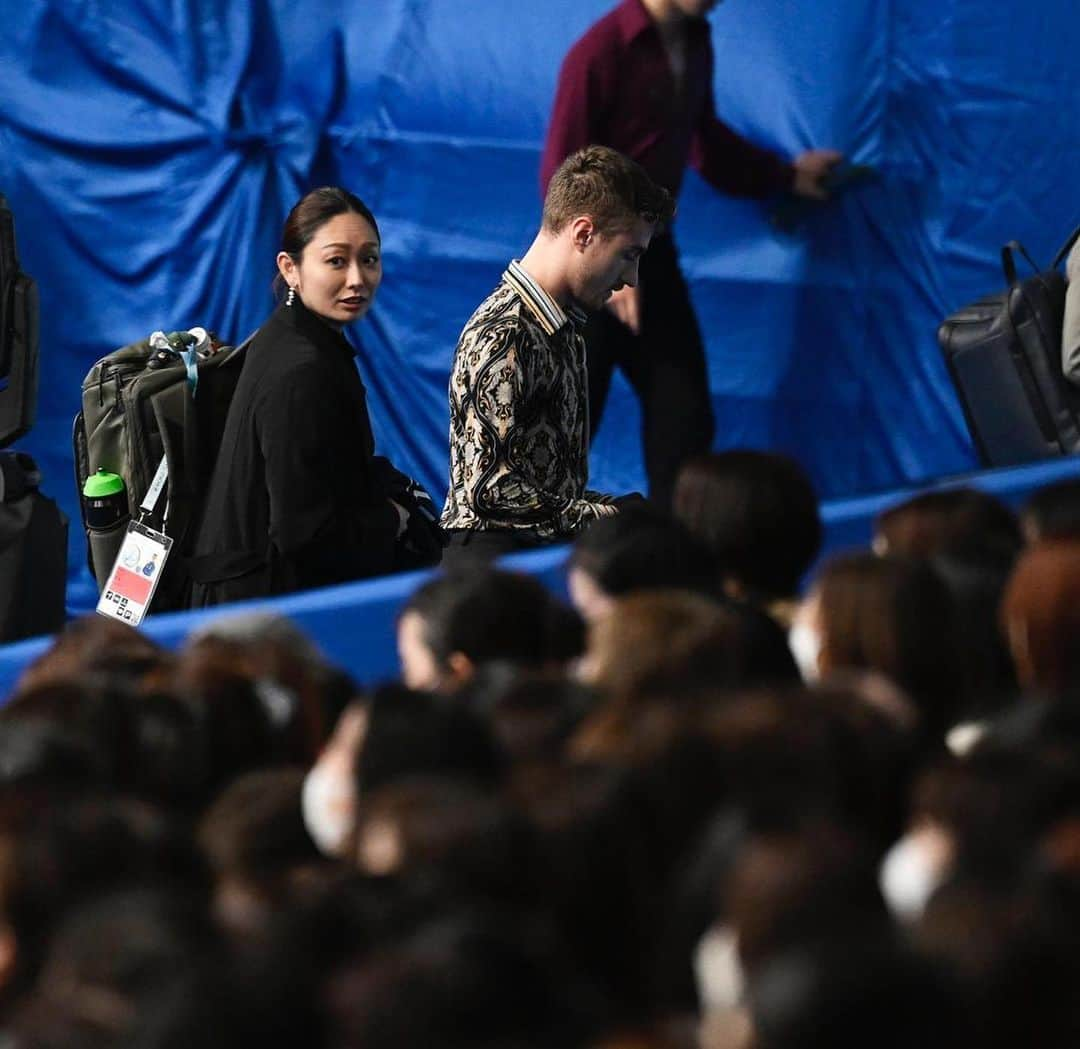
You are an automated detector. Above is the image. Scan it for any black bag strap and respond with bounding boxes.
[1051,220,1080,269]
[0,196,22,383]
[1005,283,1065,446]
[1001,240,1041,286]
[0,451,40,503]
[1000,223,1080,284]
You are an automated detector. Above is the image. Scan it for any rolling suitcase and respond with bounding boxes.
[0,195,65,641]
[0,452,67,642]
[938,226,1080,466]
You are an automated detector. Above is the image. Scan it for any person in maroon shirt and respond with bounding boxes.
[540,0,842,508]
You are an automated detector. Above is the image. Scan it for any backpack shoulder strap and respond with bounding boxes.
[1052,221,1080,269]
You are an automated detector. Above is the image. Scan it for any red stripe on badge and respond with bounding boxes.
[111,566,152,604]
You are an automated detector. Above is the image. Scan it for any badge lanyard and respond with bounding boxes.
[96,456,174,627]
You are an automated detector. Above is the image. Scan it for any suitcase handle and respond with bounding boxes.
[1000,223,1080,285]
[1001,241,1041,286]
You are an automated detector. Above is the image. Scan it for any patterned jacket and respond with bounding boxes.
[440,260,616,539]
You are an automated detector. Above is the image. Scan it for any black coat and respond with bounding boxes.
[189,299,400,606]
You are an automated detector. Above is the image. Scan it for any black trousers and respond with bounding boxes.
[441,527,548,569]
[584,232,715,509]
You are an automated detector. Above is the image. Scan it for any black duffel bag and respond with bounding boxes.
[0,194,39,449]
[938,224,1080,467]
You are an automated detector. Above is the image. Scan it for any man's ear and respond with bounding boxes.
[445,651,475,686]
[569,216,596,252]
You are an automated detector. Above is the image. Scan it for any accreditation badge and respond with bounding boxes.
[96,519,173,627]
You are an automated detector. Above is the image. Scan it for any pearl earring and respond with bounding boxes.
[285,286,296,307]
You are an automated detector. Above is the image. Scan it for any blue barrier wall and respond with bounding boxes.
[4,457,1080,702]
[2,0,1079,599]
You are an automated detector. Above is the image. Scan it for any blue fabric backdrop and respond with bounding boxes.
[2,0,1079,603]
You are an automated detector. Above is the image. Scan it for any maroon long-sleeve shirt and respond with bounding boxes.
[540,0,794,200]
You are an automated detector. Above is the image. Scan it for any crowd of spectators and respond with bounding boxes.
[2,454,1080,1048]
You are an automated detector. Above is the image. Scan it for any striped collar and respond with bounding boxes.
[504,260,587,336]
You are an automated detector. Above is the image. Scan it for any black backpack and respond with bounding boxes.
[0,194,38,449]
[73,328,253,612]
[938,226,1080,466]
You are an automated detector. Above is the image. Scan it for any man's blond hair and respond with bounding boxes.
[542,145,675,236]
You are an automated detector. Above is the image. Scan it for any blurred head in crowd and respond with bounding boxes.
[7,888,219,1049]
[170,642,292,796]
[1020,476,1080,543]
[514,762,655,1019]
[199,768,330,940]
[693,824,903,1049]
[397,569,583,692]
[872,488,1022,721]
[747,941,959,1049]
[573,591,798,765]
[873,486,1021,561]
[566,505,716,623]
[881,741,1080,936]
[351,780,535,914]
[725,828,890,981]
[0,717,101,796]
[461,667,598,767]
[186,611,344,759]
[0,681,207,812]
[0,795,205,1011]
[322,913,599,1049]
[579,590,797,702]
[673,450,822,623]
[682,691,855,847]
[302,688,503,859]
[791,552,962,738]
[0,681,129,791]
[932,551,1018,724]
[915,875,1080,1049]
[12,616,172,697]
[1002,539,1080,697]
[357,687,503,797]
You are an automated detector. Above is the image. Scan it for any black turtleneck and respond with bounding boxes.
[191,298,400,604]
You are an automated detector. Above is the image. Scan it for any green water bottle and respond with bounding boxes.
[83,469,129,592]
[82,469,127,530]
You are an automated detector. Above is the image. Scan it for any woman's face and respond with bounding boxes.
[278,211,382,328]
[301,703,369,856]
[567,565,615,625]
[788,587,824,682]
[397,611,443,691]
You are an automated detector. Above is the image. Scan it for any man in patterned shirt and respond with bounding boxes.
[441,145,675,560]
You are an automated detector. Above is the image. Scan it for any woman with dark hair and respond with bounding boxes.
[1020,478,1080,543]
[872,487,1021,561]
[872,487,1021,723]
[395,568,583,692]
[565,504,715,623]
[791,552,962,740]
[1001,539,1080,697]
[191,187,440,606]
[672,450,822,628]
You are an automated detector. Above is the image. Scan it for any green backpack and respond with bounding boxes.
[73,327,254,612]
